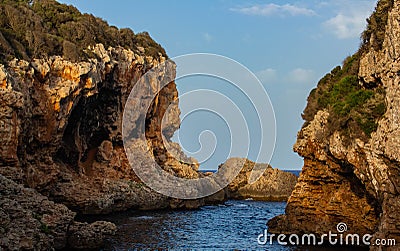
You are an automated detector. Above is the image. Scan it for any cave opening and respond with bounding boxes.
[55,80,121,173]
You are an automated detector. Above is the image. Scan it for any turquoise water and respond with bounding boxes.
[100,200,367,250]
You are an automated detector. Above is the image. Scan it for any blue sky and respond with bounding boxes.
[60,0,377,170]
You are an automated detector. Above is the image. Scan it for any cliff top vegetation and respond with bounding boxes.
[0,0,167,64]
[301,0,393,140]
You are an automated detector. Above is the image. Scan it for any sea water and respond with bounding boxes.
[100,200,367,250]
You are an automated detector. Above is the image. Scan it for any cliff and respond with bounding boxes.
[268,0,400,249]
[0,0,222,249]
[0,10,203,215]
[220,158,297,201]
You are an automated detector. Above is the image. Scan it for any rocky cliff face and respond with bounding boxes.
[0,43,204,215]
[0,41,214,249]
[220,158,297,201]
[268,0,400,249]
[0,1,226,249]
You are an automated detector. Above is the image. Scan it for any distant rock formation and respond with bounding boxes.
[220,158,297,201]
[268,0,400,248]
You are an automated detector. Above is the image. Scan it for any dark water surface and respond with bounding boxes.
[200,170,302,177]
[99,200,367,250]
[286,170,301,177]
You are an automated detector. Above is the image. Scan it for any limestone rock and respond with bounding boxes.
[96,140,114,163]
[68,221,117,250]
[220,158,297,201]
[268,1,400,248]
[0,2,225,251]
[0,41,214,216]
[0,174,115,250]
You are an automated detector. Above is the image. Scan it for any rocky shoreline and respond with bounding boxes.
[0,1,299,249]
[5,0,399,249]
[0,1,222,247]
[0,174,117,250]
[0,42,223,249]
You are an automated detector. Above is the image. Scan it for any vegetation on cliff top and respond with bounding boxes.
[302,0,392,140]
[0,0,167,64]
[361,0,394,51]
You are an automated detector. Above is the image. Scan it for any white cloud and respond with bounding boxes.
[286,68,315,84]
[257,68,316,85]
[231,4,316,17]
[256,68,277,84]
[203,33,213,42]
[324,13,368,39]
[316,1,330,8]
[323,1,376,39]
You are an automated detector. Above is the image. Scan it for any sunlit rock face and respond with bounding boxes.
[220,158,297,201]
[0,1,229,250]
[0,41,211,215]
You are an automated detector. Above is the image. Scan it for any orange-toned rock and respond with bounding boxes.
[0,43,212,215]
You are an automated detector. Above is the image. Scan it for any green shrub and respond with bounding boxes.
[40,223,51,234]
[304,54,361,121]
[302,0,392,140]
[327,76,374,116]
[302,51,386,140]
[0,0,167,63]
